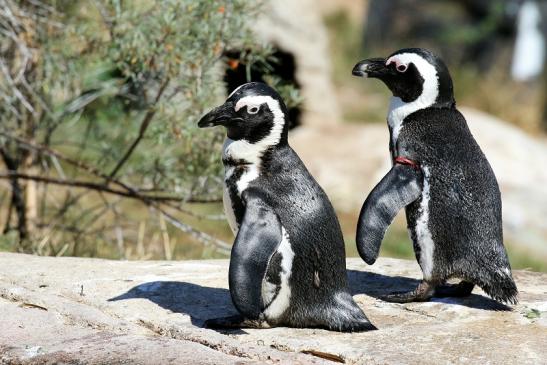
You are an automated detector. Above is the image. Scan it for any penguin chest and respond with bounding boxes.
[261,227,295,320]
[387,97,407,149]
[222,164,259,235]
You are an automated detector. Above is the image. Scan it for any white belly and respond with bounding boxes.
[413,165,435,279]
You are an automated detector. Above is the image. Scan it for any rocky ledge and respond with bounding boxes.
[0,253,546,364]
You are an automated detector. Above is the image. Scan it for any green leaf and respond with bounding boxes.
[524,309,541,320]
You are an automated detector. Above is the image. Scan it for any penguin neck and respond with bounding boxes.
[387,96,421,149]
[222,137,285,168]
[222,139,285,197]
[387,94,455,131]
[387,74,442,147]
[222,115,288,168]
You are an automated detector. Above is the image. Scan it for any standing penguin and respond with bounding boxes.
[352,48,518,304]
[198,82,375,331]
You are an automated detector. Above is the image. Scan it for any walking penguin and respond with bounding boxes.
[351,48,518,304]
[198,82,376,331]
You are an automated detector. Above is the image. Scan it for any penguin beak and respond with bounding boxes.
[198,102,240,128]
[352,58,391,79]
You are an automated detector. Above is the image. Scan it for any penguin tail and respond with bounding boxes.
[477,267,518,305]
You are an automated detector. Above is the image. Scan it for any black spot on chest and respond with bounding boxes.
[265,252,283,285]
[224,159,249,226]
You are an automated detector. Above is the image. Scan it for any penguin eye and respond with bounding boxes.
[396,64,408,73]
[247,106,259,114]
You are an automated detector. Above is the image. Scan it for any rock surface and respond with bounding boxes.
[1,253,546,364]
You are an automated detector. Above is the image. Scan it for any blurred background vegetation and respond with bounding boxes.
[1,0,545,271]
[328,0,544,132]
[0,0,300,259]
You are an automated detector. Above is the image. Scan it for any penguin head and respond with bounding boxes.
[352,48,455,107]
[198,82,289,146]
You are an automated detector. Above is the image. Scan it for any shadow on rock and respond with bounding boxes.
[108,281,243,329]
[348,270,511,311]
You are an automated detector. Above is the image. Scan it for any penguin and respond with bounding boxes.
[351,48,518,304]
[197,82,376,331]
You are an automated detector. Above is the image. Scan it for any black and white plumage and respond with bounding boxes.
[198,82,375,331]
[352,48,518,304]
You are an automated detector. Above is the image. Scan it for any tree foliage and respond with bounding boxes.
[0,0,300,258]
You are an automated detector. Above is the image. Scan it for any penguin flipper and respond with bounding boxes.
[357,164,423,264]
[229,192,282,320]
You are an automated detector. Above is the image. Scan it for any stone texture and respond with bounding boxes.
[289,107,547,260]
[1,253,546,364]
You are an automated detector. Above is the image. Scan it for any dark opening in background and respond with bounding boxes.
[223,49,302,129]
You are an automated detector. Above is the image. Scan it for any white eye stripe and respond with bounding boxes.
[386,52,439,148]
[386,57,408,72]
[222,94,286,166]
[386,57,402,67]
[234,95,271,112]
[389,53,438,84]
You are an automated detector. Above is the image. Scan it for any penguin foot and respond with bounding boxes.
[434,281,475,298]
[379,280,435,303]
[336,320,378,332]
[204,315,271,329]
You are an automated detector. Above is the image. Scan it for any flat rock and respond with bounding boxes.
[0,253,546,364]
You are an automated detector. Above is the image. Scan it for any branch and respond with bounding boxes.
[108,77,170,179]
[0,131,132,189]
[159,208,231,254]
[0,132,221,204]
[0,171,215,203]
[0,58,35,116]
[0,171,229,252]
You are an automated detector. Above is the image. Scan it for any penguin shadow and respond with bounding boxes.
[108,281,247,334]
[347,270,511,311]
